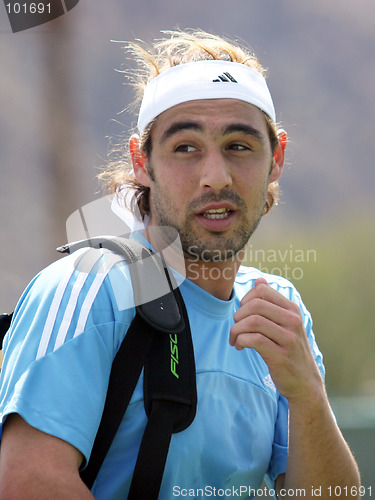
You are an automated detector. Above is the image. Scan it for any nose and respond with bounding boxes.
[199,149,232,192]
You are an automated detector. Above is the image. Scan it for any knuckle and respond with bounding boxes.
[252,297,264,310]
[246,314,264,331]
[241,298,264,319]
[233,310,240,322]
[289,301,301,315]
[251,333,271,352]
[238,332,261,349]
[230,323,239,337]
[281,331,296,350]
[286,309,303,331]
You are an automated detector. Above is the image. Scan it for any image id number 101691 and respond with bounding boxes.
[5,3,51,14]
[326,486,372,497]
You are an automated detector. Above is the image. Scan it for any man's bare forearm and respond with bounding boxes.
[0,415,95,500]
[282,389,361,499]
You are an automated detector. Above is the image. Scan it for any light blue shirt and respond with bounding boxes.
[0,247,324,499]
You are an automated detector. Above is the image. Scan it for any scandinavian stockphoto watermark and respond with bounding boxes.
[246,244,317,281]
[187,243,317,282]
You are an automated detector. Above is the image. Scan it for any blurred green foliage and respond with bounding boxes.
[246,217,375,397]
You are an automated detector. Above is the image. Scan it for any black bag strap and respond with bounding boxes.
[0,313,13,349]
[57,236,197,497]
[128,287,196,500]
[79,312,155,489]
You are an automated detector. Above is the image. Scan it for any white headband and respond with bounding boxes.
[137,60,276,133]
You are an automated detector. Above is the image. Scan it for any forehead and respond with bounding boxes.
[151,98,270,139]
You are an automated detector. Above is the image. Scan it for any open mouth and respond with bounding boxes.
[196,206,237,232]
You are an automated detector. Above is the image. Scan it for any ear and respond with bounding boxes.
[129,135,151,187]
[269,129,287,183]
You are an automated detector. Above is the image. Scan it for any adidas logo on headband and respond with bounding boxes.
[213,72,238,83]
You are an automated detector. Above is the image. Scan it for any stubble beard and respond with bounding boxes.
[147,173,268,263]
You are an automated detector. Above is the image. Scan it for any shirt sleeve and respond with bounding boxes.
[0,248,135,465]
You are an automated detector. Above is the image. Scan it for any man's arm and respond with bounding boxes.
[230,278,360,499]
[0,414,95,500]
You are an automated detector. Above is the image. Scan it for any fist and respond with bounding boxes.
[229,278,323,403]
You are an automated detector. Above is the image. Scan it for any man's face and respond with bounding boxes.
[136,99,282,262]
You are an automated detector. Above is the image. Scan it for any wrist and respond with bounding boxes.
[286,376,328,417]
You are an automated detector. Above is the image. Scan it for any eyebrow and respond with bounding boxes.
[160,121,203,144]
[223,123,266,144]
[159,120,266,145]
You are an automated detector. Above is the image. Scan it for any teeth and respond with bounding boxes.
[203,208,231,219]
[206,208,228,213]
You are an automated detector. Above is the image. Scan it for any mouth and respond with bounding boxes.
[195,204,237,232]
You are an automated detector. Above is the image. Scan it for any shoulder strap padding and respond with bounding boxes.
[57,236,184,334]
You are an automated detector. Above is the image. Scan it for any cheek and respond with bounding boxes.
[239,170,268,193]
[238,172,270,210]
[151,170,189,212]
[159,165,196,197]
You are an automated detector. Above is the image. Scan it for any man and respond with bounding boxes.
[0,30,360,499]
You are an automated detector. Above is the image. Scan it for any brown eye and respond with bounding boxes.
[228,143,251,151]
[175,144,197,153]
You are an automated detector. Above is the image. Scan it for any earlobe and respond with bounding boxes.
[270,129,287,183]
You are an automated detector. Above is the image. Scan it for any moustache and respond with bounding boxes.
[188,189,246,212]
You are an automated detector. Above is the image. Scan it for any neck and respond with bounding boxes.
[142,226,241,301]
[184,256,241,301]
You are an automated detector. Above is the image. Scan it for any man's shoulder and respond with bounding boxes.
[4,247,135,359]
[235,265,314,331]
[13,247,134,330]
[235,265,298,294]
[31,246,132,296]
